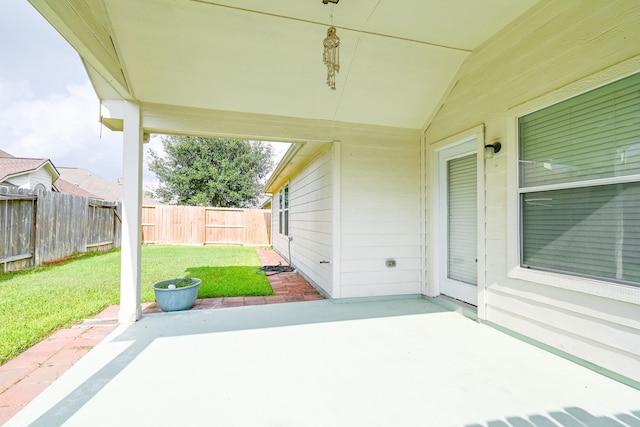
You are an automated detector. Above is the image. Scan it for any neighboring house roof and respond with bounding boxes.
[0,154,156,203]
[0,150,60,185]
[57,167,159,204]
[54,178,101,199]
[57,167,122,202]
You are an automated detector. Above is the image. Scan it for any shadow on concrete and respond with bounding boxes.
[467,408,640,427]
[26,298,445,426]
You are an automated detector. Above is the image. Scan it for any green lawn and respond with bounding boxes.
[0,246,273,365]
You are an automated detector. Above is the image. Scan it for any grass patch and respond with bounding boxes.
[186,266,273,297]
[0,245,272,364]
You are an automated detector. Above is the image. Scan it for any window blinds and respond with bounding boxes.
[519,72,640,286]
[519,72,640,188]
[522,183,640,284]
[448,154,477,286]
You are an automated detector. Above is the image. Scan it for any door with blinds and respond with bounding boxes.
[437,139,478,305]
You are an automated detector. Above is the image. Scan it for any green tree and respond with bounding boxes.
[148,136,274,207]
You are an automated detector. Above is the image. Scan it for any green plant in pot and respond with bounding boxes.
[152,277,202,312]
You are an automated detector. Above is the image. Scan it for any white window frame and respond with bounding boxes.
[507,57,640,305]
[278,184,289,236]
[278,189,283,235]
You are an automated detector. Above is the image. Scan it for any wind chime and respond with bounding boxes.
[322,1,340,90]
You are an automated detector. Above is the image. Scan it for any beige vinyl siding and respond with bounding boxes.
[424,1,640,382]
[5,175,30,189]
[31,168,54,190]
[6,169,53,190]
[340,135,421,298]
[273,145,333,295]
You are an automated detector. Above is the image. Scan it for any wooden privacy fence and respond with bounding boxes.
[0,187,121,272]
[142,205,271,246]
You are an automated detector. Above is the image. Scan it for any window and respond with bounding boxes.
[278,190,283,234]
[517,72,640,287]
[279,185,289,236]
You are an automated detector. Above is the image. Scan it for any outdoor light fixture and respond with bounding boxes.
[484,142,502,159]
[322,0,340,89]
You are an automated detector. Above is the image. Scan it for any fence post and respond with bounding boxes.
[31,193,37,266]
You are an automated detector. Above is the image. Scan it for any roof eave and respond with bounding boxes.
[263,143,304,193]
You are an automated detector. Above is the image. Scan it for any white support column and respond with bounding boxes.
[118,101,143,323]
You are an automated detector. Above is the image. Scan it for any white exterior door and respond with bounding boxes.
[436,139,478,305]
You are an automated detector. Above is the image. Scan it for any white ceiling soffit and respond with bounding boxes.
[98,0,536,130]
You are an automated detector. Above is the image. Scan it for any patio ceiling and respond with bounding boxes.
[32,0,537,135]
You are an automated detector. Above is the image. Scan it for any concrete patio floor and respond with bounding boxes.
[0,247,321,423]
[4,297,639,427]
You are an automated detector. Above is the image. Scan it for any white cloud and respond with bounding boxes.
[143,135,164,191]
[0,78,33,109]
[0,78,124,179]
[0,75,291,187]
[0,1,163,184]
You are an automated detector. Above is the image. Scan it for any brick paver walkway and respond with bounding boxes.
[0,306,121,424]
[0,248,322,425]
[142,248,323,313]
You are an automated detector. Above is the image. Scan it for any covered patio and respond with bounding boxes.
[5,298,640,426]
[21,0,640,417]
[24,0,542,323]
